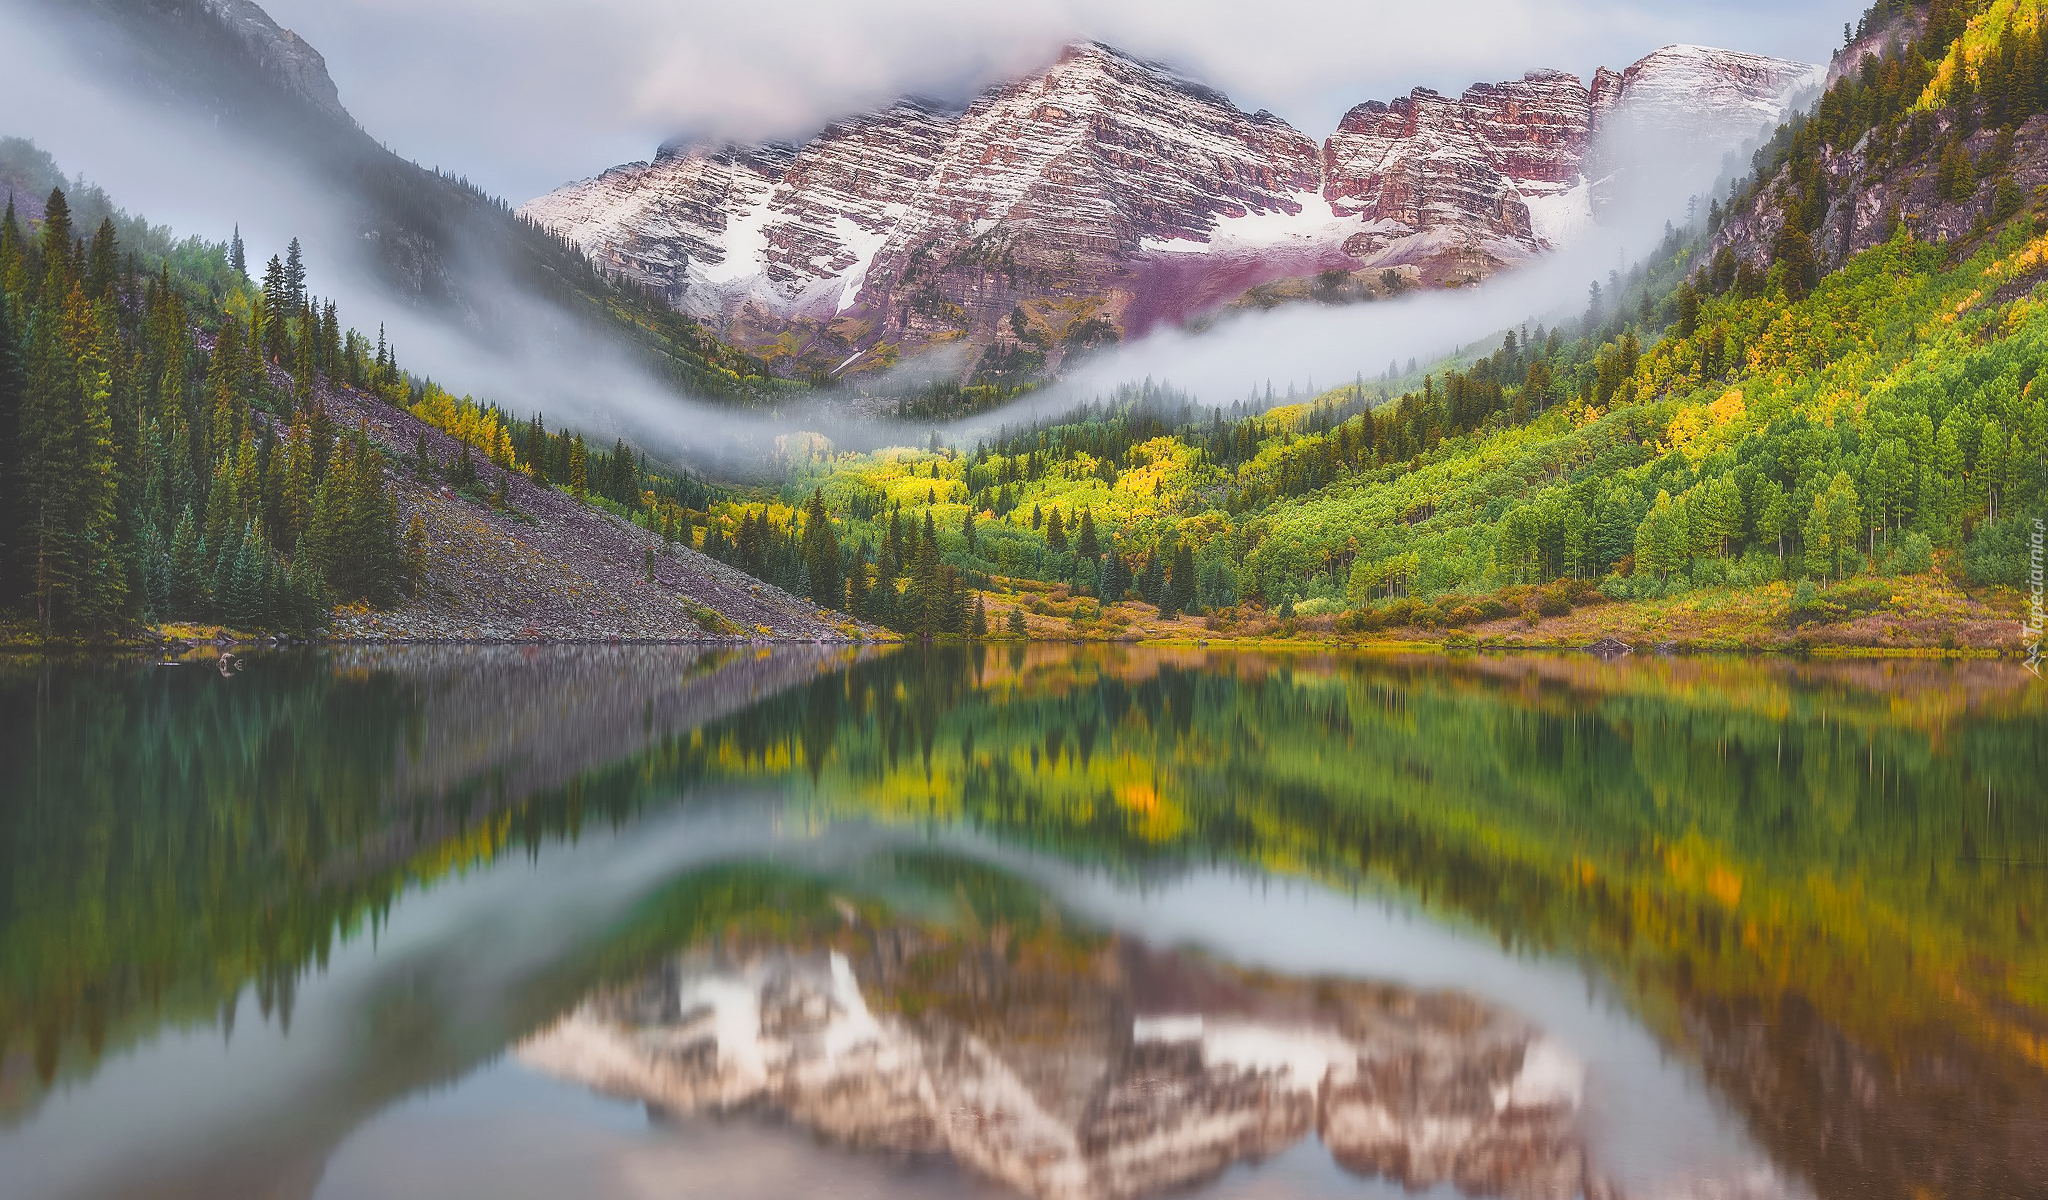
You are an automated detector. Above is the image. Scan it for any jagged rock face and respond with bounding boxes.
[1320,71,1591,274]
[521,41,1819,379]
[519,936,1603,1200]
[1709,29,2042,283]
[853,43,1324,357]
[198,0,350,122]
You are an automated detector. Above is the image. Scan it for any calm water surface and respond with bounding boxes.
[0,646,2042,1200]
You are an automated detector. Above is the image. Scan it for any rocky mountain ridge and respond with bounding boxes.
[521,939,1614,1200]
[522,42,1821,381]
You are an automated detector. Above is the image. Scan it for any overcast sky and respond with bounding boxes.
[261,0,1867,204]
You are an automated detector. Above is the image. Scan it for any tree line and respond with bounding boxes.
[0,188,407,635]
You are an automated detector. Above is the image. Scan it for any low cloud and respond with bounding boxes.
[263,0,1864,204]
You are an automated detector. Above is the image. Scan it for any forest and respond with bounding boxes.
[4,0,2045,645]
[0,137,737,640]
[0,179,409,635]
[664,1,2048,637]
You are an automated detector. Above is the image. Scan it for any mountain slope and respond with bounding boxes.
[524,42,1820,383]
[25,0,792,403]
[652,6,2043,652]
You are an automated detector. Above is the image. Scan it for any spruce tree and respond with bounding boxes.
[85,219,117,303]
[846,543,871,619]
[169,504,202,612]
[802,489,843,610]
[0,260,20,608]
[284,238,307,309]
[1168,543,1197,616]
[39,187,72,272]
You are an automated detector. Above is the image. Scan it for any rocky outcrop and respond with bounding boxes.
[523,42,1819,382]
[520,936,1606,1200]
[198,0,351,123]
[1708,19,2048,283]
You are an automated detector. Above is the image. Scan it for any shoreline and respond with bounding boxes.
[0,627,2028,662]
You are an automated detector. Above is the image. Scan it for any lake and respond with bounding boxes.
[1,645,2042,1200]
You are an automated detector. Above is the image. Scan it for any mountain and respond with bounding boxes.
[522,42,1820,382]
[24,0,791,403]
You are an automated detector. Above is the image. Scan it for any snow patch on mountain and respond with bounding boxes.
[1524,179,1595,247]
[520,40,1820,371]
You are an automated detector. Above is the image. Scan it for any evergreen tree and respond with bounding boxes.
[1099,550,1128,603]
[846,542,871,619]
[284,238,307,309]
[971,593,988,637]
[802,488,843,610]
[1075,508,1099,558]
[1167,543,1197,616]
[0,250,20,609]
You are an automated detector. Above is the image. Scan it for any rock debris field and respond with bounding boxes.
[306,376,866,644]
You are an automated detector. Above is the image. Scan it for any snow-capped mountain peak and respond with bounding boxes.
[519,40,1818,379]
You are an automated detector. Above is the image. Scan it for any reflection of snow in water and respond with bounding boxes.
[520,940,1602,1200]
[1,800,1801,1200]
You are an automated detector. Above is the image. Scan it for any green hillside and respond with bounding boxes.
[671,2,2045,647]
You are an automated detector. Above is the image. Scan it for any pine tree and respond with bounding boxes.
[1046,507,1066,550]
[39,187,72,274]
[405,513,428,596]
[1007,607,1027,638]
[230,226,247,279]
[524,414,547,482]
[85,219,118,303]
[1168,543,1197,615]
[971,593,988,637]
[169,504,203,612]
[21,278,127,632]
[1100,550,1128,602]
[0,254,20,609]
[569,435,587,499]
[284,238,307,309]
[802,488,843,609]
[846,543,871,619]
[1075,508,1099,558]
[261,255,289,360]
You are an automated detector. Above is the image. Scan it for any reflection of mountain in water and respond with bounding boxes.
[0,644,858,1118]
[524,929,1604,1200]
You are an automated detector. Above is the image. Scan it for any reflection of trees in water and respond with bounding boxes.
[673,647,2048,1200]
[0,646,857,1107]
[3,646,2042,1200]
[525,858,1605,1200]
[1686,992,2048,1200]
[317,644,861,880]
